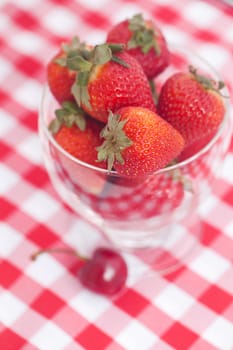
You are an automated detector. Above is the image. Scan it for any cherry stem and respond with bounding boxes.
[30,247,87,262]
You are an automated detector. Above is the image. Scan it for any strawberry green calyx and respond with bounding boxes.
[128,14,160,55]
[149,79,158,104]
[69,43,129,109]
[49,101,86,134]
[189,65,225,95]
[55,36,90,67]
[97,111,133,171]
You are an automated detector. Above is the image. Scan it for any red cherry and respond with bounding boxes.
[78,248,127,296]
[31,246,127,296]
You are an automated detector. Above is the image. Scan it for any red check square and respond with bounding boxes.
[0,141,12,159]
[194,29,219,43]
[114,289,149,317]
[152,5,180,23]
[0,328,26,349]
[21,111,38,132]
[222,187,233,207]
[162,322,199,350]
[76,324,112,350]
[31,289,65,318]
[12,8,38,30]
[0,260,21,288]
[27,224,58,248]
[0,198,16,220]
[82,11,110,29]
[24,166,50,188]
[199,285,233,314]
[200,222,220,246]
[16,55,42,79]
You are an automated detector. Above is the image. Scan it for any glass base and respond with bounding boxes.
[102,214,202,276]
[45,160,202,275]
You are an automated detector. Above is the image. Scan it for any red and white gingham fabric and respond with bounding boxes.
[1,0,233,349]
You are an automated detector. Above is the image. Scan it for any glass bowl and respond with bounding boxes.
[39,46,232,274]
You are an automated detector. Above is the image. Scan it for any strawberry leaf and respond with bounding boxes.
[108,43,125,53]
[92,44,112,65]
[97,111,133,171]
[49,118,62,134]
[55,57,67,67]
[71,83,82,106]
[72,81,91,110]
[49,101,86,133]
[111,55,130,68]
[80,86,92,110]
[71,70,92,110]
[128,13,160,55]
[77,71,90,86]
[189,65,226,96]
[56,36,90,68]
[67,55,92,72]
[149,79,158,104]
[62,36,83,53]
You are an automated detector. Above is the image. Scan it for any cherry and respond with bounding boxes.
[78,247,127,296]
[31,247,127,296]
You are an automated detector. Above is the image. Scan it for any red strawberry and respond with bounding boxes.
[106,13,170,79]
[157,66,226,159]
[89,171,185,221]
[66,43,156,123]
[97,107,184,177]
[49,101,107,194]
[47,37,90,104]
[50,102,106,168]
[47,50,76,104]
[178,130,217,161]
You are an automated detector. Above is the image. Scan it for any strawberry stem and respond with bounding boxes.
[189,65,226,96]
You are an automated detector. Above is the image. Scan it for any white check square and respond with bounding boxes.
[43,8,79,36]
[203,317,233,350]
[21,190,61,222]
[0,224,22,257]
[14,80,42,111]
[154,284,194,319]
[190,249,230,283]
[70,290,111,322]
[0,291,27,326]
[26,254,66,286]
[117,319,157,350]
[31,321,71,350]
[183,2,219,27]
[0,164,20,194]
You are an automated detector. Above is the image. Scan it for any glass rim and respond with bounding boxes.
[39,50,231,178]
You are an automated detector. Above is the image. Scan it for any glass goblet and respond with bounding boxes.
[39,46,232,274]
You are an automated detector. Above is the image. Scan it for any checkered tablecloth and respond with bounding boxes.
[1,0,233,349]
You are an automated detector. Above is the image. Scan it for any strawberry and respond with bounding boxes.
[49,101,106,168]
[178,130,217,161]
[97,107,184,177]
[106,13,170,79]
[47,37,90,104]
[64,43,156,123]
[89,171,185,220]
[49,101,107,194]
[157,66,226,159]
